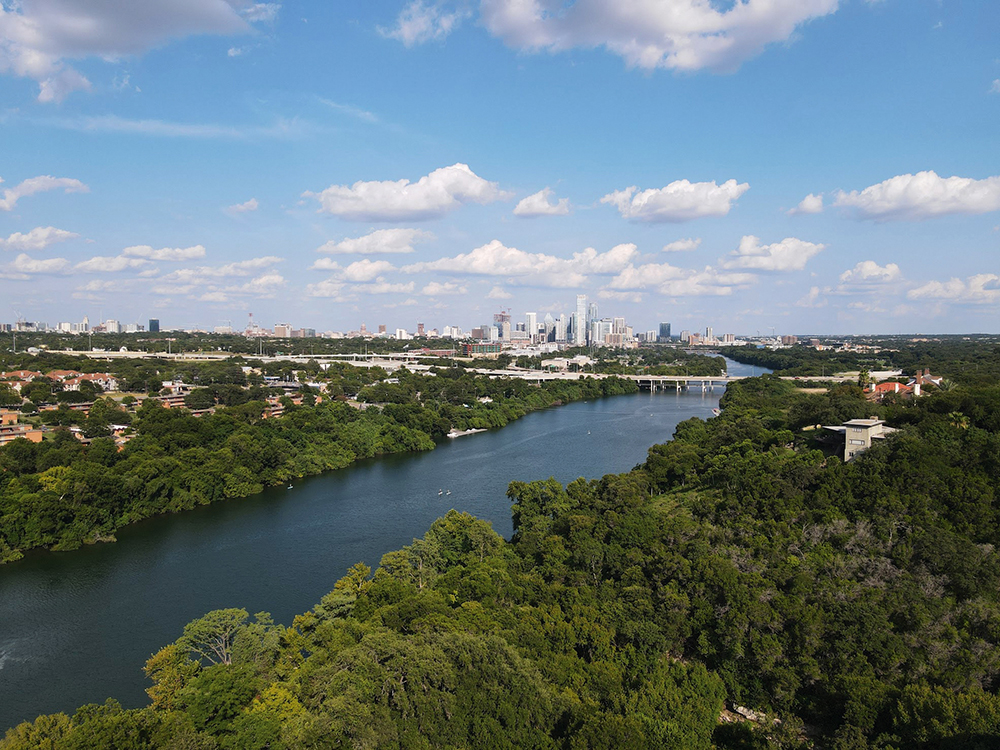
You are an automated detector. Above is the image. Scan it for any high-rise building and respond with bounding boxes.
[416,322,425,336]
[612,317,626,334]
[575,295,587,346]
[274,323,292,337]
[680,329,691,343]
[706,326,714,341]
[378,324,387,334]
[525,312,537,340]
[658,322,671,342]
[148,318,160,333]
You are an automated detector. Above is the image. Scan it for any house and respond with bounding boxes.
[0,411,44,446]
[46,370,84,381]
[824,417,896,461]
[0,370,43,384]
[909,369,943,390]
[62,373,120,392]
[867,381,914,401]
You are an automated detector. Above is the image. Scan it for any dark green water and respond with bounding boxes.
[0,376,751,730]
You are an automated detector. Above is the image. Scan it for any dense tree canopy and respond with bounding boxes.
[5,366,1000,747]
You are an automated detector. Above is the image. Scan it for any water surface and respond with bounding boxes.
[0,363,760,729]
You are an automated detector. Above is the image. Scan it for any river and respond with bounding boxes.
[0,358,762,730]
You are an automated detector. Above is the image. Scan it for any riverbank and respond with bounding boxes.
[0,388,722,729]
[0,372,639,564]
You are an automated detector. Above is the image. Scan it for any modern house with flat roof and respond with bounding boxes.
[823,417,896,461]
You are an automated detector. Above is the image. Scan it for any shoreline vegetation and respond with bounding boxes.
[0,363,639,564]
[5,371,1000,747]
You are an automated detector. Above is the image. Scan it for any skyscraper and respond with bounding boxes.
[658,322,671,342]
[148,318,160,333]
[525,312,537,340]
[575,294,587,346]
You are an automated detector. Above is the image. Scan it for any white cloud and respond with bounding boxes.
[9,253,69,274]
[403,240,640,288]
[240,3,280,23]
[422,281,467,296]
[601,179,749,222]
[37,114,309,139]
[123,244,207,261]
[597,289,642,305]
[380,1,470,46]
[907,274,1000,305]
[795,286,826,308]
[353,281,415,295]
[309,258,342,272]
[339,259,397,282]
[0,226,78,251]
[317,228,433,255]
[75,255,152,273]
[0,0,271,102]
[597,290,643,303]
[304,279,348,299]
[662,238,701,253]
[308,258,397,281]
[513,187,570,217]
[198,291,231,303]
[990,79,1000,95]
[721,235,825,272]
[607,262,754,296]
[0,175,89,211]
[160,256,283,282]
[487,286,512,299]
[225,197,259,214]
[788,193,824,215]
[833,171,1000,221]
[479,0,839,73]
[233,271,286,296]
[318,98,379,124]
[78,279,127,293]
[304,163,509,221]
[839,260,902,285]
[151,283,196,296]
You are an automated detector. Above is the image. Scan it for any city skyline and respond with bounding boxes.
[1,2,999,334]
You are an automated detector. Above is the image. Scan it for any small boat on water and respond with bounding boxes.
[287,484,293,490]
[712,408,721,416]
[446,490,451,496]
[438,489,443,496]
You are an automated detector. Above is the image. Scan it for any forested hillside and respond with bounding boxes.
[5,374,999,748]
[0,371,637,562]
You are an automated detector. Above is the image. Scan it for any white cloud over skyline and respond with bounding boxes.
[601,179,749,222]
[403,240,640,288]
[908,274,1000,305]
[721,235,825,272]
[839,260,902,285]
[305,163,509,221]
[123,245,207,261]
[834,171,1000,221]
[317,228,433,255]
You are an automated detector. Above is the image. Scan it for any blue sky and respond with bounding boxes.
[1,0,998,335]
